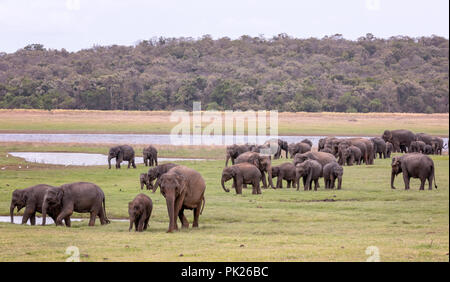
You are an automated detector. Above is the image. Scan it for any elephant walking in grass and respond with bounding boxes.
[271,163,297,189]
[235,152,275,189]
[42,182,110,226]
[143,145,158,167]
[10,184,66,225]
[108,145,136,169]
[382,129,416,153]
[391,154,437,190]
[295,159,322,191]
[128,194,153,232]
[323,162,343,189]
[221,163,262,194]
[159,166,206,233]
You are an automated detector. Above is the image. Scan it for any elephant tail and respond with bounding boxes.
[103,197,111,224]
[200,195,205,215]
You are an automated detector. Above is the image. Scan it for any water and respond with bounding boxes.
[2,216,128,225]
[8,152,205,166]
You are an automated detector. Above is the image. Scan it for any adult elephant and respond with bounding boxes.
[108,145,136,169]
[293,151,336,172]
[10,184,67,226]
[300,139,313,148]
[349,138,374,165]
[225,144,252,166]
[271,162,297,189]
[370,137,387,159]
[382,129,415,153]
[42,182,110,226]
[263,138,288,159]
[415,133,433,145]
[288,142,311,158]
[391,154,437,190]
[143,145,158,167]
[158,166,206,233]
[148,163,179,192]
[235,152,275,188]
[221,163,262,194]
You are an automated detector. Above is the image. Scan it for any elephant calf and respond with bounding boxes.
[391,153,437,190]
[140,173,150,190]
[42,182,110,226]
[143,145,158,167]
[323,162,343,190]
[271,163,297,189]
[295,159,322,191]
[221,163,262,194]
[128,194,153,232]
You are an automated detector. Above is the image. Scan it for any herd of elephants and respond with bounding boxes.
[9,129,446,233]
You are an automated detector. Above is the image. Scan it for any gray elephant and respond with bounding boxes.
[410,141,426,153]
[320,147,333,154]
[235,152,274,188]
[288,142,311,158]
[108,145,136,169]
[149,163,179,192]
[140,173,150,190]
[225,144,252,166]
[42,182,110,226]
[300,138,313,148]
[128,193,153,232]
[415,133,433,145]
[221,163,262,194]
[260,138,288,159]
[338,145,362,166]
[293,151,336,169]
[350,138,374,165]
[143,145,158,167]
[323,162,343,189]
[271,162,297,189]
[382,129,416,153]
[431,137,445,155]
[295,159,322,191]
[159,166,206,233]
[391,154,437,190]
[386,142,394,158]
[370,137,387,159]
[10,184,67,226]
[318,137,337,152]
[335,139,368,165]
[423,144,433,155]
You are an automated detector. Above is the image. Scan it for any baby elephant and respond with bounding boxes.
[128,194,153,232]
[221,163,262,194]
[323,162,344,190]
[271,163,297,188]
[295,159,322,191]
[140,173,150,190]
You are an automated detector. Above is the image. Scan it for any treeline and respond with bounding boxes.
[0,34,448,113]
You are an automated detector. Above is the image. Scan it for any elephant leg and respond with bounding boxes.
[236,179,243,194]
[89,211,97,226]
[303,177,307,191]
[287,180,291,188]
[30,212,36,226]
[402,171,410,190]
[178,208,189,228]
[419,178,426,191]
[21,206,34,224]
[143,216,150,230]
[251,183,257,195]
[132,159,136,168]
[256,181,262,194]
[138,211,148,231]
[57,208,73,226]
[277,176,282,188]
[261,171,268,188]
[98,205,108,225]
[64,216,71,227]
[128,161,131,168]
[330,175,335,189]
[134,218,139,231]
[314,179,319,191]
[193,206,201,228]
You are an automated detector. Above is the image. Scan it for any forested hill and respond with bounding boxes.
[0,34,448,113]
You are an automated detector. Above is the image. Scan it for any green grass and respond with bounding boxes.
[0,145,448,262]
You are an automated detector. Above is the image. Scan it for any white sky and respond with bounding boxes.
[0,0,448,53]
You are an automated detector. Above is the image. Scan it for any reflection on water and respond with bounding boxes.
[8,152,205,166]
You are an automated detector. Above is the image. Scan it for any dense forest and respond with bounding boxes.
[0,34,448,113]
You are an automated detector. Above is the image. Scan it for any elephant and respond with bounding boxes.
[349,138,374,165]
[370,137,387,159]
[108,145,136,169]
[140,173,150,190]
[386,142,394,158]
[293,151,336,170]
[143,145,158,167]
[320,147,333,154]
[335,139,368,165]
[338,145,362,166]
[128,193,153,232]
[221,163,262,194]
[323,162,343,189]
[431,137,445,155]
[382,129,416,153]
[225,144,252,166]
[261,138,288,159]
[295,159,322,191]
[42,182,110,226]
[10,184,66,226]
[235,152,275,188]
[271,162,297,189]
[415,133,433,145]
[300,138,313,148]
[318,137,337,152]
[410,141,426,153]
[148,163,179,192]
[423,145,433,155]
[158,165,206,233]
[288,142,311,158]
[391,154,437,190]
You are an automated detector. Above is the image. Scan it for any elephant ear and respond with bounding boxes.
[55,188,64,204]
[174,173,187,196]
[20,192,28,203]
[230,166,240,177]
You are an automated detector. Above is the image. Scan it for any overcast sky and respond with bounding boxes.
[0,0,448,53]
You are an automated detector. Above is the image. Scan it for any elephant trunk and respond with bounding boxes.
[10,202,15,224]
[108,156,112,169]
[129,216,134,232]
[221,177,230,193]
[165,196,175,233]
[225,154,231,167]
[390,171,396,189]
[337,176,342,190]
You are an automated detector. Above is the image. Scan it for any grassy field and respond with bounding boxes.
[0,109,448,136]
[0,144,448,262]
